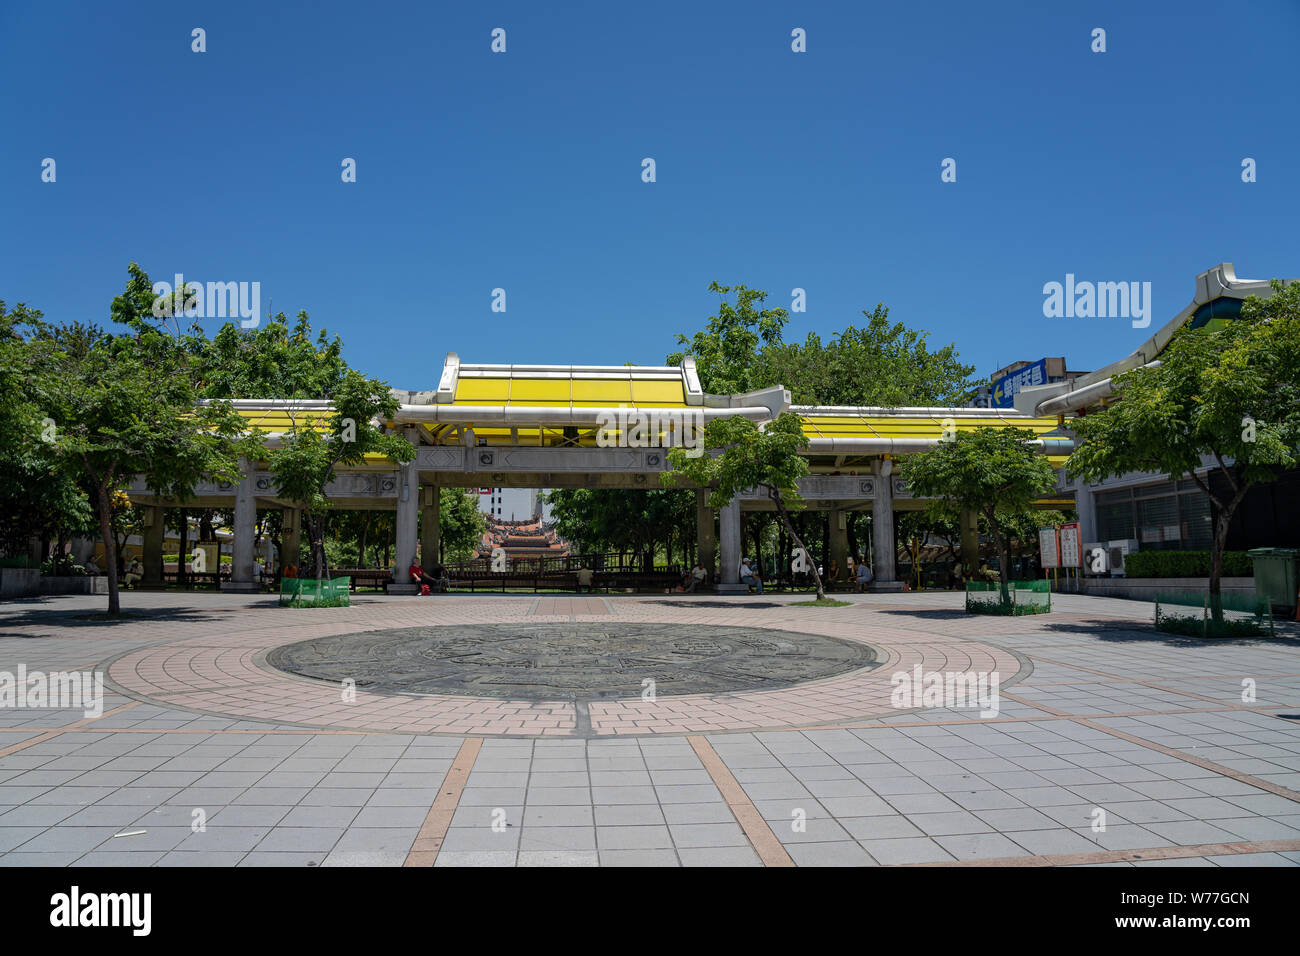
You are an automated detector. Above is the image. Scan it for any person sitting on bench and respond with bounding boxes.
[123,557,143,589]
[685,562,707,593]
[408,562,440,592]
[855,558,874,592]
[575,566,594,593]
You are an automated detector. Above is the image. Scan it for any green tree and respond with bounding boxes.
[543,488,691,568]
[32,266,249,615]
[667,283,788,394]
[263,370,415,581]
[668,284,974,406]
[0,302,97,558]
[758,306,976,407]
[1066,281,1300,617]
[899,427,1058,602]
[438,488,487,563]
[188,311,347,400]
[663,412,826,599]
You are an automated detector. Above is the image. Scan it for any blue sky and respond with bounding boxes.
[2,0,1297,391]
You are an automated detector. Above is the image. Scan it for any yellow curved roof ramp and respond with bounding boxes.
[795,404,1074,456]
[388,353,788,426]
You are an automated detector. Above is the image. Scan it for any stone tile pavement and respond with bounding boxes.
[1,589,1297,866]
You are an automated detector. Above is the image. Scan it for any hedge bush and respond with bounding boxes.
[1123,550,1253,579]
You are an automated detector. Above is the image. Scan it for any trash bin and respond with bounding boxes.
[1247,548,1300,614]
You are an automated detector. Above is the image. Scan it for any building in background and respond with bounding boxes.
[476,487,552,522]
[476,516,569,565]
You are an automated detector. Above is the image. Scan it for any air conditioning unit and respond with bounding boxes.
[1107,539,1140,577]
[1083,542,1109,576]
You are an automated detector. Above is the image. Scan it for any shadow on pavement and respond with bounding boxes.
[642,600,786,610]
[1041,619,1299,648]
[0,598,279,629]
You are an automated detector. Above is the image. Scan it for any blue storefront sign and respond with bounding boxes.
[991,359,1047,409]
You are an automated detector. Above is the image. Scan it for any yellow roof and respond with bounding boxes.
[233,407,393,464]
[798,410,1060,440]
[452,370,687,409]
[798,411,1069,465]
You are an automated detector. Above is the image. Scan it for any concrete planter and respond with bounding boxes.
[37,576,109,595]
[1079,576,1255,602]
[0,568,40,599]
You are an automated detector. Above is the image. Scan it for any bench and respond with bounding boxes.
[331,568,393,592]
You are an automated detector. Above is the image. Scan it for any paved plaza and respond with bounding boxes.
[1,591,1298,867]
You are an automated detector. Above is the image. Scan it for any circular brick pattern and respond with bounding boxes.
[103,599,1028,736]
[266,622,880,700]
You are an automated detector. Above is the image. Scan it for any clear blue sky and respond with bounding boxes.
[3,0,1297,390]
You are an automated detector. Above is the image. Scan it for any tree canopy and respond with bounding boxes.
[899,426,1058,600]
[663,412,827,598]
[668,282,975,406]
[1066,281,1300,609]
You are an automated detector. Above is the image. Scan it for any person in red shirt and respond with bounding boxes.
[409,563,438,591]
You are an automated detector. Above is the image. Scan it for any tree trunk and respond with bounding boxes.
[986,508,1010,604]
[309,513,328,582]
[177,510,188,587]
[771,488,823,600]
[97,484,120,616]
[820,514,830,579]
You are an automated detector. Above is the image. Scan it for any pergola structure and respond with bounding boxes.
[126,355,1071,593]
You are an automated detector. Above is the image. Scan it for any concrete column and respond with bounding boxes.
[142,506,165,586]
[871,461,900,588]
[695,490,716,574]
[281,508,301,569]
[421,485,440,567]
[960,508,979,574]
[391,456,420,594]
[222,457,258,592]
[829,506,848,581]
[716,495,746,593]
[1075,481,1097,549]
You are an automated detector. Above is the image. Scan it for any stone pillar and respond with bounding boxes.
[421,485,440,567]
[871,461,900,589]
[696,490,716,574]
[142,505,165,586]
[960,508,979,575]
[281,508,301,569]
[222,457,259,592]
[716,495,746,593]
[829,506,848,581]
[1075,481,1097,550]
[391,453,420,594]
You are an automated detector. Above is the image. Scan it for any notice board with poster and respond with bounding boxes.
[1039,526,1061,569]
[1058,522,1083,568]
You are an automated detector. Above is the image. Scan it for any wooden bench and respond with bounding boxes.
[331,569,393,592]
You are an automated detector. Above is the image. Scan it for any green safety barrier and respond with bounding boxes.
[279,576,351,607]
[965,579,1051,614]
[1154,591,1273,637]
